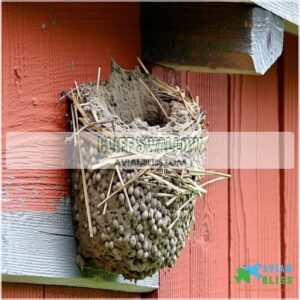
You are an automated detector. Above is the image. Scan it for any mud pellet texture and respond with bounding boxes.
[70,61,206,280]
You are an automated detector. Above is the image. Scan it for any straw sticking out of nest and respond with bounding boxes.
[66,58,230,280]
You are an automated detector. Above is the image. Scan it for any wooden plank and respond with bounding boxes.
[2,3,158,292]
[188,72,229,297]
[229,65,281,297]
[280,33,298,298]
[2,283,44,298]
[2,202,158,292]
[251,0,299,25]
[142,3,284,75]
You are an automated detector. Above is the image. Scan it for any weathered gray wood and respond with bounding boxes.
[141,3,284,75]
[252,0,299,25]
[2,198,158,292]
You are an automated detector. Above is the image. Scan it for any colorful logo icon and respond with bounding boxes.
[234,264,262,283]
[234,264,292,285]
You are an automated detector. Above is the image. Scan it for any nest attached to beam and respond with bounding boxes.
[66,60,229,280]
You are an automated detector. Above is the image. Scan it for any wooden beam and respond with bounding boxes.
[251,0,299,25]
[141,3,284,75]
[2,200,158,293]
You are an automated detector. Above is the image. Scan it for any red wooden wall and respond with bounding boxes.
[149,33,298,299]
[2,2,298,299]
[2,2,141,299]
[2,2,140,212]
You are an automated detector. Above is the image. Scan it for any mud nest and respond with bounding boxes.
[66,60,229,280]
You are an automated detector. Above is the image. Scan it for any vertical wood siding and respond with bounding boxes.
[188,73,229,298]
[2,283,44,298]
[281,33,298,298]
[229,66,281,298]
[2,2,140,212]
[2,1,298,297]
[149,33,298,299]
[2,283,141,299]
[149,67,230,298]
[2,2,141,298]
